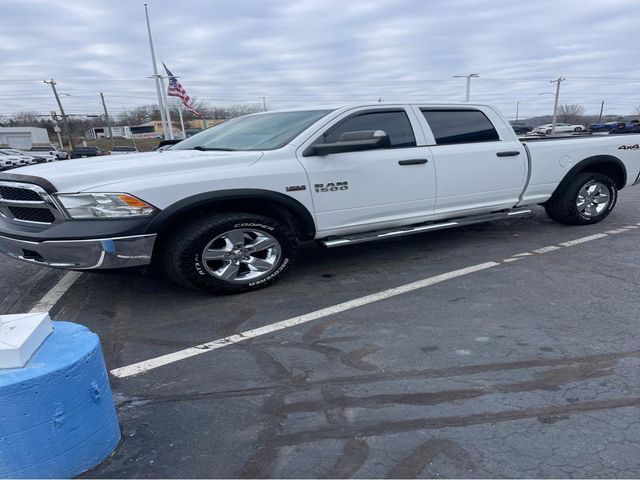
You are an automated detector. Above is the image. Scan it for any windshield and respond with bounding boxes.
[174,109,333,151]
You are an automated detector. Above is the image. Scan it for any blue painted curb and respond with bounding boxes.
[0,321,120,478]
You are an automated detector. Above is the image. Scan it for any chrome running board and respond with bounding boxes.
[321,208,532,248]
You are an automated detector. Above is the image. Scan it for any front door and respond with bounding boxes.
[297,108,436,236]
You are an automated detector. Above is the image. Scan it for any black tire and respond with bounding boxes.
[544,172,617,225]
[546,129,552,134]
[159,212,298,294]
[573,127,582,132]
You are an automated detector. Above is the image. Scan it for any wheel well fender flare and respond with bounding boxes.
[145,189,317,240]
[551,155,627,199]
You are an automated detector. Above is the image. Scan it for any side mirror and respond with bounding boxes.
[305,130,391,156]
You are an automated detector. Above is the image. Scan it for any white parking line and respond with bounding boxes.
[110,261,499,378]
[503,257,523,263]
[605,229,627,234]
[29,271,82,313]
[559,233,609,247]
[533,246,561,254]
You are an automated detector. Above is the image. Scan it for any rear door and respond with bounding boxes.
[414,106,527,214]
[296,107,436,235]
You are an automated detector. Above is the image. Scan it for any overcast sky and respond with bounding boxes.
[2,0,638,120]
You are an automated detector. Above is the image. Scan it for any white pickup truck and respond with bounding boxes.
[0,103,639,293]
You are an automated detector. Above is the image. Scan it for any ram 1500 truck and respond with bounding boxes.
[0,103,639,293]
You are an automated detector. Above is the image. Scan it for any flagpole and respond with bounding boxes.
[160,74,174,140]
[177,101,186,139]
[143,4,169,139]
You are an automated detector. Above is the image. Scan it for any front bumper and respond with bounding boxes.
[0,233,157,269]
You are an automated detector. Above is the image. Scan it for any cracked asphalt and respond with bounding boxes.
[2,188,640,478]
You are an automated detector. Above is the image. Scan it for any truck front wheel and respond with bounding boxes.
[544,172,617,225]
[160,213,297,294]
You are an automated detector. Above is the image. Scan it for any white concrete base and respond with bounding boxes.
[0,312,52,369]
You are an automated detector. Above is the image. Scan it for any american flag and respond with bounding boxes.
[162,63,200,117]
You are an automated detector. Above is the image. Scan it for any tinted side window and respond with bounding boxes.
[421,109,500,145]
[323,110,416,148]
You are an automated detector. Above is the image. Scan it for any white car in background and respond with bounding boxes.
[532,123,586,135]
[29,145,68,160]
[0,150,37,166]
[1,149,54,163]
[0,156,17,170]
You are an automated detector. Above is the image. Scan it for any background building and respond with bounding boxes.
[0,127,50,148]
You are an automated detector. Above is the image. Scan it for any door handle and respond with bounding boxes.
[398,159,429,165]
[496,151,521,157]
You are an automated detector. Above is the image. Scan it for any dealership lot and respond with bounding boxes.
[2,188,640,477]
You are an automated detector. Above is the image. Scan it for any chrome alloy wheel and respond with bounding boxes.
[577,181,611,217]
[201,229,282,283]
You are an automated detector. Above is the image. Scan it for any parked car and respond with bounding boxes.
[1,103,639,294]
[0,152,29,169]
[532,123,586,134]
[110,146,138,155]
[609,122,640,135]
[0,156,17,170]
[0,150,40,165]
[2,148,54,163]
[154,139,183,151]
[510,122,532,135]
[70,146,103,159]
[29,145,68,160]
[588,121,619,132]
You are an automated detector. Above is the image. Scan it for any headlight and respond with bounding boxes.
[55,193,157,219]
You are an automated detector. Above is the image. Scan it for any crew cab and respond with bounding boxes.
[0,103,638,294]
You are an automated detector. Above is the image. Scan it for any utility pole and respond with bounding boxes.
[598,100,605,122]
[99,92,115,148]
[50,111,64,149]
[261,96,267,112]
[43,79,73,150]
[453,73,480,102]
[515,101,521,122]
[144,3,169,139]
[550,76,565,135]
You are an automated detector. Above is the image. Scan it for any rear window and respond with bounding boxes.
[421,109,500,145]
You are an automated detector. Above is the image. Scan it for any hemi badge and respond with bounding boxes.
[286,185,306,192]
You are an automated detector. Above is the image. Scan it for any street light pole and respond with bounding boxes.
[515,101,521,122]
[550,76,565,135]
[453,73,480,102]
[43,79,73,150]
[99,92,115,148]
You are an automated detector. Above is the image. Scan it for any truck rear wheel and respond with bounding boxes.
[160,213,297,294]
[544,172,617,225]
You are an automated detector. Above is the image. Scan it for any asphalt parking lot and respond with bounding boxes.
[3,188,640,478]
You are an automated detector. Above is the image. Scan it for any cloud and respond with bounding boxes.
[1,0,638,119]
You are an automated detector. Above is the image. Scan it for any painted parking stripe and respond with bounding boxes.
[110,262,499,378]
[503,258,523,263]
[559,233,608,247]
[29,271,83,314]
[533,246,561,254]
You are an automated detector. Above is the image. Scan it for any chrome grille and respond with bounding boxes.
[0,186,42,201]
[9,206,56,223]
[0,181,64,225]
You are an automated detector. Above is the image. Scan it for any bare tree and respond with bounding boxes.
[9,110,42,126]
[557,104,585,124]
[634,105,640,119]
